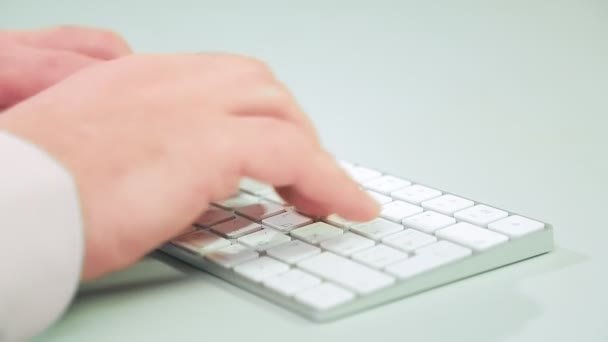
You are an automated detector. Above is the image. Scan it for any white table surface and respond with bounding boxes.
[1,0,606,341]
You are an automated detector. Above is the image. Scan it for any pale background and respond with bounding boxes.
[1,0,606,341]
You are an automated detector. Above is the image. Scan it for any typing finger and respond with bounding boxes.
[229,116,379,221]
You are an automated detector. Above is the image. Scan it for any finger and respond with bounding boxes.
[0,44,101,109]
[229,79,320,145]
[186,53,320,143]
[276,186,332,217]
[0,25,131,60]
[229,116,379,221]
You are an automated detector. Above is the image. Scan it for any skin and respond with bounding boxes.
[0,27,379,281]
[0,26,131,110]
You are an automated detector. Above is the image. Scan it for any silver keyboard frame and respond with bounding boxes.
[160,223,553,322]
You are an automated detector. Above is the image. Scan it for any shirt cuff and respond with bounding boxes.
[0,131,84,341]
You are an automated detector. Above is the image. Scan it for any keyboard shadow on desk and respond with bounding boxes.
[170,246,585,342]
[348,246,588,342]
[77,252,197,298]
[73,247,587,342]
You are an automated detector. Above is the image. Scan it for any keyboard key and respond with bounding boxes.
[455,204,508,226]
[385,254,444,279]
[415,240,473,258]
[206,244,259,268]
[421,194,474,215]
[386,241,471,279]
[238,228,291,251]
[211,217,262,239]
[352,245,408,269]
[236,201,286,222]
[322,214,355,229]
[291,222,343,245]
[320,233,375,256]
[214,192,259,210]
[380,201,423,222]
[171,230,231,255]
[343,165,382,183]
[194,207,234,227]
[436,222,509,251]
[382,229,437,252]
[366,190,393,205]
[234,256,289,282]
[351,218,403,240]
[298,252,395,294]
[488,215,545,238]
[363,175,411,195]
[294,283,355,310]
[239,178,274,195]
[262,211,313,232]
[162,159,553,319]
[263,269,322,296]
[391,185,441,204]
[403,211,456,233]
[266,240,321,264]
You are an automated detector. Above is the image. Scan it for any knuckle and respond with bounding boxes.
[51,25,94,40]
[0,26,130,56]
[53,25,130,54]
[97,29,125,43]
[257,83,289,104]
[238,55,269,70]
[220,54,271,74]
[93,29,130,51]
[51,25,79,35]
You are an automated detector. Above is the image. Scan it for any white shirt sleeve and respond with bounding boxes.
[0,131,83,341]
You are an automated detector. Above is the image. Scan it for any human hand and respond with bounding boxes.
[0,26,131,110]
[0,53,379,280]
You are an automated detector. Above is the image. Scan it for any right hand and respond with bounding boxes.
[0,54,379,280]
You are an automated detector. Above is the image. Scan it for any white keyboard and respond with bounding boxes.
[160,160,553,321]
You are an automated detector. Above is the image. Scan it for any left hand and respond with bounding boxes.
[0,25,131,110]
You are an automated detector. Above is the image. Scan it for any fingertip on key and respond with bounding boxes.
[338,189,381,223]
[358,192,382,221]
